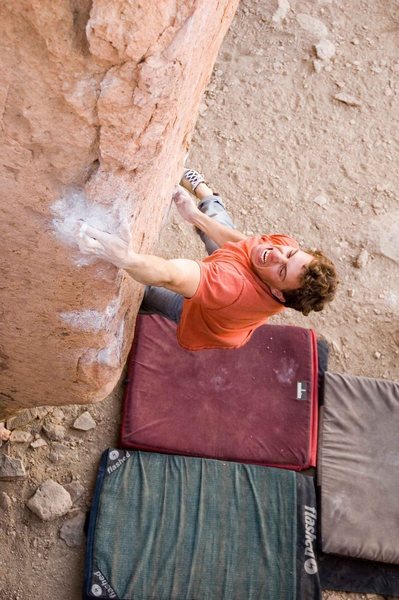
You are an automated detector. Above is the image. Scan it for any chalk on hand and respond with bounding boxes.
[78,222,99,254]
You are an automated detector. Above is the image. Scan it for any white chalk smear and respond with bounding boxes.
[51,187,131,266]
[76,317,125,370]
[60,299,119,332]
[272,357,298,385]
[96,320,125,366]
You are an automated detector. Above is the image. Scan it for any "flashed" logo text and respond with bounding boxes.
[303,505,318,575]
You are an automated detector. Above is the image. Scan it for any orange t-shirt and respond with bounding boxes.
[177,234,299,351]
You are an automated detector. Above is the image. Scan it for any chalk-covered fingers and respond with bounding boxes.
[172,185,201,224]
[78,223,131,268]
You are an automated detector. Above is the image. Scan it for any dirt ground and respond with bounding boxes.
[1,1,398,599]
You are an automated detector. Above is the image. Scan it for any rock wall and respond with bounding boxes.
[0,0,239,418]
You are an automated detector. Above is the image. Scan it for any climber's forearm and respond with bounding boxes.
[122,254,201,297]
[190,211,247,246]
[78,223,201,297]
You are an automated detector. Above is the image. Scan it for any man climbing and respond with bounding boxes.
[78,169,338,350]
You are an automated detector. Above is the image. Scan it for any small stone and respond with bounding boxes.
[10,430,33,444]
[73,411,96,431]
[0,454,26,480]
[351,38,360,45]
[34,406,51,420]
[272,0,290,24]
[313,59,324,73]
[52,408,65,421]
[59,511,86,547]
[0,491,12,511]
[297,13,329,38]
[6,409,37,430]
[347,289,355,298]
[42,423,66,441]
[198,102,208,116]
[353,248,369,269]
[47,442,68,464]
[63,481,85,504]
[334,92,362,107]
[314,39,336,60]
[374,351,381,359]
[48,452,59,464]
[313,194,328,207]
[26,480,72,521]
[30,438,48,449]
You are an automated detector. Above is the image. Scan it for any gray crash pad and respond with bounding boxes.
[319,371,399,564]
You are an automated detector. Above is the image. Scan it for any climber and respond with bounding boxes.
[78,169,338,350]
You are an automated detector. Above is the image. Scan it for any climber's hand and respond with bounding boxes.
[172,185,201,224]
[78,223,131,269]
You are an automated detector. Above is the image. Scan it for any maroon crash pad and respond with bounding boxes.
[121,314,319,470]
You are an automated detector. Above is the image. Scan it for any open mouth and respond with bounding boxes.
[261,248,272,264]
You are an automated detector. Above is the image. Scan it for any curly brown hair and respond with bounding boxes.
[283,249,338,316]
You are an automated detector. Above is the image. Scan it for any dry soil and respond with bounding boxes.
[1,1,398,599]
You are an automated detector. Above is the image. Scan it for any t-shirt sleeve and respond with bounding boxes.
[188,261,244,310]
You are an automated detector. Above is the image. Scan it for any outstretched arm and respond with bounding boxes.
[173,186,247,246]
[78,224,201,298]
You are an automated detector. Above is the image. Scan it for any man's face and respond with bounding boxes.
[250,244,314,299]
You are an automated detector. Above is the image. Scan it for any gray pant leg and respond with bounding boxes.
[139,285,184,323]
[197,194,236,255]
